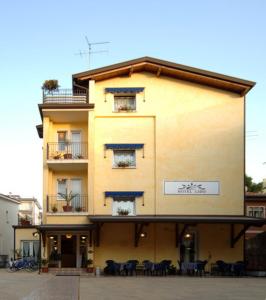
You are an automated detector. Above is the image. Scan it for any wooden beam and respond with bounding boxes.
[231,224,250,248]
[89,229,92,247]
[129,66,134,77]
[175,223,179,248]
[95,223,102,247]
[134,223,148,247]
[156,67,162,77]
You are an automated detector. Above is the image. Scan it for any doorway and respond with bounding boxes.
[180,232,197,263]
[61,235,77,267]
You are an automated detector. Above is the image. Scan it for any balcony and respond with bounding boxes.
[46,195,88,213]
[46,142,88,171]
[42,89,87,104]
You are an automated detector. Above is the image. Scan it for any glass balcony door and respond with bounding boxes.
[71,131,81,158]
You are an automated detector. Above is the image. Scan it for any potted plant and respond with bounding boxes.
[20,215,31,226]
[62,140,72,159]
[117,208,130,216]
[58,189,77,212]
[75,206,83,212]
[117,161,131,168]
[51,205,58,213]
[118,105,132,111]
[42,80,59,93]
[86,259,94,273]
[49,251,61,267]
[41,259,49,273]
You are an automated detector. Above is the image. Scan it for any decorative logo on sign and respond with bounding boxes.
[164,181,220,195]
[177,183,206,194]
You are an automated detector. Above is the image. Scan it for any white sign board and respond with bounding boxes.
[164,181,220,195]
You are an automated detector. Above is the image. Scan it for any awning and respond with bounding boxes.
[105,87,144,94]
[105,143,144,150]
[105,191,144,198]
[88,215,266,225]
[38,224,95,232]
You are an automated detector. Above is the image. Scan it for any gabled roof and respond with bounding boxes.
[73,56,255,96]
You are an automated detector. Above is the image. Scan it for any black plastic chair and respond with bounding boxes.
[124,260,139,276]
[195,260,207,276]
[216,260,231,276]
[143,260,153,276]
[104,260,120,275]
[233,261,245,276]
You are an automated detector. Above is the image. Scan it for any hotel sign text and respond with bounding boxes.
[164,181,220,195]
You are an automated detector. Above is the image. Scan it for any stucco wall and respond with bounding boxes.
[92,72,244,215]
[94,223,243,269]
[0,197,19,258]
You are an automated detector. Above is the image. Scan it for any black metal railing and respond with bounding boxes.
[43,88,88,104]
[46,194,88,213]
[47,142,88,160]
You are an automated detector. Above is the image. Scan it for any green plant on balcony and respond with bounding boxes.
[117,208,130,216]
[20,215,31,226]
[58,189,77,212]
[42,79,59,93]
[75,206,83,212]
[51,205,58,213]
[118,104,134,111]
[116,160,131,168]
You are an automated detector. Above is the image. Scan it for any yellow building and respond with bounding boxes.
[34,57,265,271]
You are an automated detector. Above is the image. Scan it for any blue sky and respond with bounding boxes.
[0,0,265,202]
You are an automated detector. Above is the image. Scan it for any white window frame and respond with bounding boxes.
[113,150,136,168]
[113,94,136,112]
[112,197,136,216]
[247,206,265,218]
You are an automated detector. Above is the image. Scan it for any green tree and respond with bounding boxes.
[245,175,263,193]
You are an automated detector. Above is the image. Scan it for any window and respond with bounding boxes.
[112,197,135,216]
[58,131,67,151]
[21,240,40,261]
[247,206,265,218]
[114,95,136,112]
[57,179,67,200]
[113,150,136,168]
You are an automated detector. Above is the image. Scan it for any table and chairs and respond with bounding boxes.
[104,259,245,276]
[104,259,172,276]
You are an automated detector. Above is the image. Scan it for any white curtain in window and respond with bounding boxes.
[112,197,135,215]
[114,96,136,110]
[57,179,67,200]
[114,150,135,166]
[22,241,30,257]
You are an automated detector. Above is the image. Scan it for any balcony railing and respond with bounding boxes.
[46,195,88,213]
[47,142,88,160]
[43,89,88,104]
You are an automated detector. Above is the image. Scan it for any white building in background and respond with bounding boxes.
[0,194,20,261]
[7,194,42,225]
[18,197,42,225]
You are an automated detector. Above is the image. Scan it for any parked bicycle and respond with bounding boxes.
[6,257,39,272]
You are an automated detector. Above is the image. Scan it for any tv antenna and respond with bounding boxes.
[75,36,110,69]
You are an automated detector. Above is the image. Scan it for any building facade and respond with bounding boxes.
[36,57,265,270]
[18,197,42,225]
[0,194,20,262]
[245,192,266,271]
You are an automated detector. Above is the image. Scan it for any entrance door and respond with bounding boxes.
[61,235,77,267]
[71,179,82,210]
[180,232,197,262]
[71,131,81,157]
